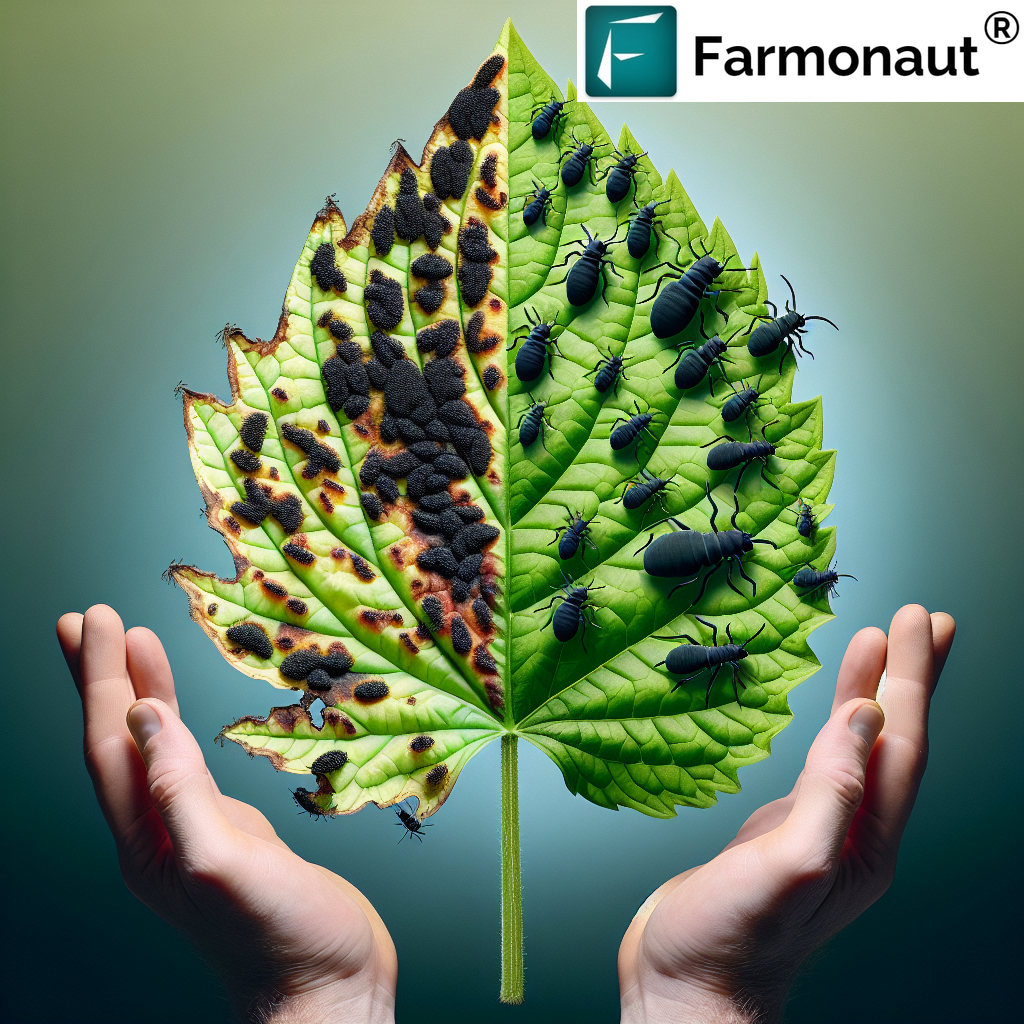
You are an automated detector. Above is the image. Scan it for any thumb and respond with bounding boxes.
[127,699,233,867]
[775,698,884,879]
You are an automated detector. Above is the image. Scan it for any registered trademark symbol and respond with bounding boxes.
[985,10,1019,43]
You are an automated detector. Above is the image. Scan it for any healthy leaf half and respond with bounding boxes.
[170,20,839,1002]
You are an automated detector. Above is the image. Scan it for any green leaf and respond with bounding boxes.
[169,19,840,1001]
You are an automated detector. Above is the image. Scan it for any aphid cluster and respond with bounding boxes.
[518,93,847,710]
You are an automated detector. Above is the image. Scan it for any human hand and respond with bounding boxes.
[57,605,397,1024]
[618,604,956,1024]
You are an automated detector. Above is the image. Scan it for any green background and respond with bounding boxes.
[1,2,1021,1022]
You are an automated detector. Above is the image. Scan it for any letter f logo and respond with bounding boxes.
[585,6,677,97]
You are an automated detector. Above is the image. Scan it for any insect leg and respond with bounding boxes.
[730,663,748,703]
[724,558,747,598]
[706,483,720,533]
[653,632,699,643]
[733,458,751,494]
[703,665,723,708]
[734,555,757,596]
[694,613,718,646]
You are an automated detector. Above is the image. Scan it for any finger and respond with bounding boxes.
[876,605,936,748]
[79,605,136,750]
[853,607,954,852]
[774,698,885,882]
[75,605,154,837]
[127,698,235,869]
[56,612,85,692]
[831,627,888,715]
[930,612,956,682]
[126,627,179,715]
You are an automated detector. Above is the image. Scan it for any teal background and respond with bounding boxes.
[1,2,1021,1022]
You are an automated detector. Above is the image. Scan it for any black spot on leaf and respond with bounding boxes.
[365,269,405,331]
[225,622,273,659]
[311,750,348,774]
[425,763,449,788]
[283,543,315,565]
[429,140,474,200]
[472,597,493,631]
[416,318,461,357]
[421,595,444,631]
[465,310,500,353]
[474,645,497,674]
[280,646,353,681]
[371,204,395,255]
[411,253,454,280]
[447,54,504,140]
[394,168,425,241]
[376,474,399,503]
[451,522,500,560]
[353,679,390,702]
[419,491,453,512]
[417,546,459,578]
[482,364,501,391]
[239,412,269,452]
[450,615,472,654]
[230,448,262,473]
[361,491,384,519]
[421,193,450,249]
[279,423,341,476]
[310,242,348,293]
[410,734,435,752]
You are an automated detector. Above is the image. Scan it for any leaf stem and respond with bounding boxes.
[500,733,524,1004]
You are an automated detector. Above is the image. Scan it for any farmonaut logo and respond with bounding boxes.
[585,6,677,96]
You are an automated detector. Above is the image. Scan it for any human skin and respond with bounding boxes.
[57,605,398,1024]
[58,603,953,1023]
[618,605,956,1024]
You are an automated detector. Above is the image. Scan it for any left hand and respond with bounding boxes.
[58,604,398,1024]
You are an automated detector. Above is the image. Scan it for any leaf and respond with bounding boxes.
[171,20,840,823]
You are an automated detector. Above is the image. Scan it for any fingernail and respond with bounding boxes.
[127,703,162,753]
[849,701,884,745]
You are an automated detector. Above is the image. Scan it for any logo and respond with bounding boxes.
[985,10,1019,43]
[584,6,677,97]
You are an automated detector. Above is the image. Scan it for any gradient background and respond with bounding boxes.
[1,3,1021,1022]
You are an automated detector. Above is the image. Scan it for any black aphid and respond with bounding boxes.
[531,95,570,140]
[509,307,563,381]
[310,242,347,294]
[516,393,552,450]
[583,346,631,398]
[794,499,816,538]
[395,803,431,843]
[539,571,604,652]
[294,788,330,819]
[550,510,598,564]
[618,468,677,518]
[558,126,610,188]
[626,198,671,260]
[701,420,782,494]
[636,483,777,602]
[599,145,647,204]
[745,274,839,372]
[643,238,753,339]
[666,313,733,393]
[654,616,766,706]
[609,399,660,458]
[225,622,273,660]
[522,179,554,227]
[552,223,624,307]
[793,561,857,600]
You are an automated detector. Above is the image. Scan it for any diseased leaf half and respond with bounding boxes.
[171,22,839,822]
